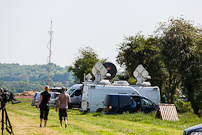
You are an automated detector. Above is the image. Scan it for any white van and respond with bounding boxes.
[79,82,140,113]
[66,84,83,108]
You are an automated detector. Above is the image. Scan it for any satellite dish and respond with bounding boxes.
[133,64,150,85]
[84,73,92,81]
[103,62,117,80]
[92,62,108,82]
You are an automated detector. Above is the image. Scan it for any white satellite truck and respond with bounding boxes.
[113,64,161,105]
[79,62,141,113]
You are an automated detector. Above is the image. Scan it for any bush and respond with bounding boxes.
[175,100,193,113]
[128,77,136,85]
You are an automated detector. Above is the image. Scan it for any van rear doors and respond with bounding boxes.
[80,84,89,112]
[103,95,119,113]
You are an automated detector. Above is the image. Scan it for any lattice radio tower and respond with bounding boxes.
[46,21,53,86]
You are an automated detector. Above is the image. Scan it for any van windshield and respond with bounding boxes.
[66,88,75,95]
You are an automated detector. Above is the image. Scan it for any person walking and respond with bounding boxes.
[56,86,71,128]
[37,85,51,127]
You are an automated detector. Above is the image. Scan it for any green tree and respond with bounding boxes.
[116,34,165,92]
[156,17,202,113]
[68,47,107,83]
[0,63,75,93]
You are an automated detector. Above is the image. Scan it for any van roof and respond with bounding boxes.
[70,84,83,88]
[131,85,159,88]
[106,93,143,98]
[88,83,135,89]
[87,84,140,93]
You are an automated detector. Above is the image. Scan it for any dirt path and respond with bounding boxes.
[6,112,61,135]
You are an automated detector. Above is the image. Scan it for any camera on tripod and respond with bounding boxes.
[0,88,20,135]
[0,88,16,103]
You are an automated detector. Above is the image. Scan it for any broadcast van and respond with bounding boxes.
[66,84,83,108]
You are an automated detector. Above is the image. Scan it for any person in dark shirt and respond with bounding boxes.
[37,85,51,127]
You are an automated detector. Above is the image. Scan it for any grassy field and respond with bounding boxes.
[1,98,202,135]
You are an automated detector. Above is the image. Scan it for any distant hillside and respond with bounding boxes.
[0,63,75,93]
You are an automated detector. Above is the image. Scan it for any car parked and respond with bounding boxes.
[183,124,202,135]
[103,94,157,114]
[31,92,41,106]
[31,92,60,107]
[49,92,60,107]
[50,86,63,93]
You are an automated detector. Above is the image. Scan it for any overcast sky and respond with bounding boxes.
[1,0,202,71]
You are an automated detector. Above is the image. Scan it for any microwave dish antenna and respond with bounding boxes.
[84,73,92,81]
[92,62,108,82]
[103,62,117,80]
[133,64,151,85]
[92,62,117,82]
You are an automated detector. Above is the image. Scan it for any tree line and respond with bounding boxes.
[68,17,202,115]
[0,63,75,93]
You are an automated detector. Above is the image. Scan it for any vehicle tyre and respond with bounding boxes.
[96,108,103,112]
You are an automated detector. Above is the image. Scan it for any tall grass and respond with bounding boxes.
[89,110,202,130]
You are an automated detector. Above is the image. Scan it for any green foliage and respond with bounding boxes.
[116,17,202,114]
[128,77,136,85]
[0,63,75,93]
[175,101,193,113]
[116,34,166,93]
[113,72,130,81]
[68,47,107,83]
[155,17,202,112]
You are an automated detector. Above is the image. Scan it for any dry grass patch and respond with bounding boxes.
[5,112,62,135]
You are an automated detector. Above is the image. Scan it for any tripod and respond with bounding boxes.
[1,101,14,135]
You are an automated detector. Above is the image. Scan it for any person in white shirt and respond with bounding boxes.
[56,87,71,128]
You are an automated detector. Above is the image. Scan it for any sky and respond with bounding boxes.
[1,0,202,71]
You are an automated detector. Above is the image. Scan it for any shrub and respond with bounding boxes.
[175,100,193,113]
[128,77,136,85]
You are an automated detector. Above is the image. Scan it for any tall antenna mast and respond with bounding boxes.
[46,21,53,86]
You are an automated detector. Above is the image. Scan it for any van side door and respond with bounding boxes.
[140,97,157,113]
[119,95,132,113]
[131,96,141,112]
[71,89,82,105]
